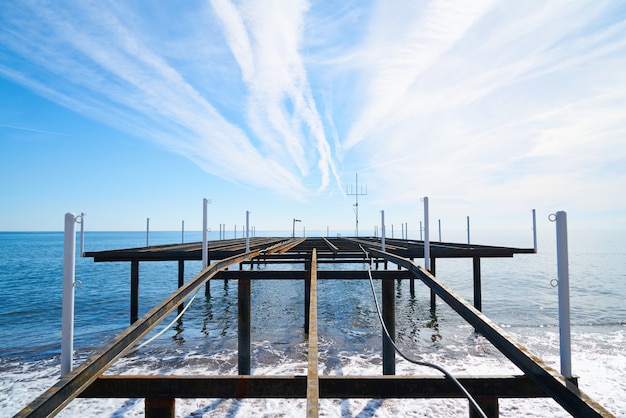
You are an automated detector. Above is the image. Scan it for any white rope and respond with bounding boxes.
[127,288,200,355]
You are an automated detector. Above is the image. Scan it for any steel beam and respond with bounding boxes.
[82,375,548,399]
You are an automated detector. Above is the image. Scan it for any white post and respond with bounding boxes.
[182,220,185,243]
[467,216,470,245]
[62,212,77,376]
[245,211,250,252]
[381,210,386,252]
[423,197,430,271]
[202,198,208,269]
[532,209,538,252]
[146,217,150,246]
[554,211,572,378]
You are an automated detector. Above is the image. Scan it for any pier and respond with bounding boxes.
[16,237,614,417]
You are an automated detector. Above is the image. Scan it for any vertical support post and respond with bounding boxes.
[381,210,386,252]
[423,197,430,271]
[146,217,150,246]
[145,397,175,418]
[473,257,482,312]
[470,397,498,418]
[391,224,394,239]
[61,212,77,376]
[79,213,85,257]
[532,209,537,253]
[410,258,415,296]
[554,211,572,378]
[304,258,311,334]
[181,220,185,243]
[131,260,139,324]
[245,211,250,252]
[467,216,471,245]
[238,278,251,375]
[202,198,208,270]
[203,199,211,295]
[438,219,441,242]
[178,260,185,315]
[430,257,436,312]
[382,277,395,375]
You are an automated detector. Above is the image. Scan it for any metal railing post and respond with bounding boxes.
[61,213,77,376]
[553,211,572,378]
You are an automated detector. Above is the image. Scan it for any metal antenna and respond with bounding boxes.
[346,173,367,236]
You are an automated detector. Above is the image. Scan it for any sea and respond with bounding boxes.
[0,229,624,417]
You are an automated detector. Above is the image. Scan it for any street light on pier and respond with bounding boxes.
[292,218,301,238]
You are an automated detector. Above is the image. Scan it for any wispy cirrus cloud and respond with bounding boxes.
[1,0,625,223]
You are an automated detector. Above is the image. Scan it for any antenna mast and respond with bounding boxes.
[346,173,367,236]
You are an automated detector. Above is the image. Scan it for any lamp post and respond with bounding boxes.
[292,218,301,238]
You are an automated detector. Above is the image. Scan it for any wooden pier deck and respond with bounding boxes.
[16,237,614,417]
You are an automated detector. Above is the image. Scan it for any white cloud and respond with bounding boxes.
[1,0,625,225]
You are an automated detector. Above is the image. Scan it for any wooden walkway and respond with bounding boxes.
[16,237,614,417]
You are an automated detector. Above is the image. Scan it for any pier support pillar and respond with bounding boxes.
[238,278,251,375]
[382,278,395,375]
[473,257,482,312]
[409,258,415,296]
[470,396,498,418]
[131,260,139,324]
[178,260,184,315]
[145,397,175,418]
[429,257,436,312]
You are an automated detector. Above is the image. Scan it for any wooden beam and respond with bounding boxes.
[306,249,319,418]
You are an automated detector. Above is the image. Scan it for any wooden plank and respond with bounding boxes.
[306,249,319,418]
[322,237,339,254]
[367,247,614,418]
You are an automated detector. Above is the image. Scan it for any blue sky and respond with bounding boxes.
[1,1,625,241]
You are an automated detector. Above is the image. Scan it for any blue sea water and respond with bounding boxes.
[0,230,624,417]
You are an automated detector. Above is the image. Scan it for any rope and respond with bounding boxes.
[127,288,200,355]
[361,246,487,418]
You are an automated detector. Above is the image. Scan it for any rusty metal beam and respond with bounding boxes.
[366,247,613,418]
[81,375,549,399]
[216,270,412,280]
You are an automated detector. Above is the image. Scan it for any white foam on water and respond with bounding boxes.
[4,327,624,417]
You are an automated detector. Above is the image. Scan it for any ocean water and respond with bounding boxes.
[0,230,624,417]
